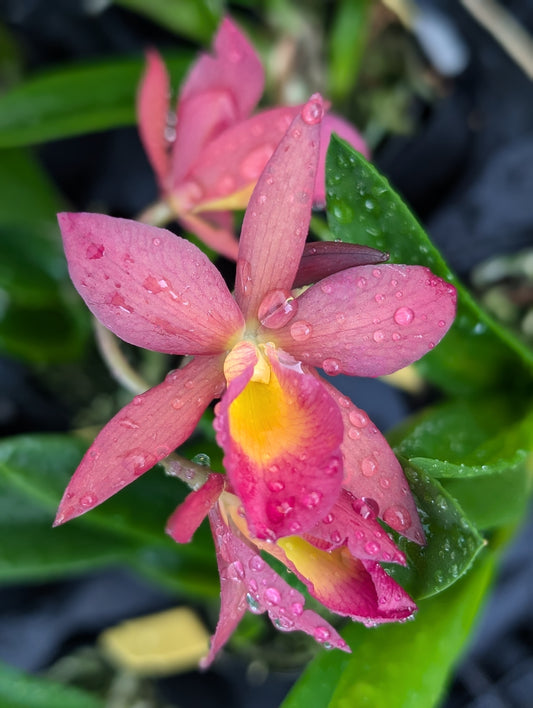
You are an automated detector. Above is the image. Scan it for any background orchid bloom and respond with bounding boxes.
[137,17,369,259]
[55,94,456,548]
[165,472,416,665]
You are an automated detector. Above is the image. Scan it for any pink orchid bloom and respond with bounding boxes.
[55,95,456,551]
[166,472,416,665]
[137,17,369,259]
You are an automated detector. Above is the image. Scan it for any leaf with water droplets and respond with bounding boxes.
[325,135,533,393]
[385,461,484,600]
[282,551,495,708]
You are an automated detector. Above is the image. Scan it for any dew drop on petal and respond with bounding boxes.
[290,521,302,533]
[290,320,312,341]
[331,530,342,544]
[361,457,377,477]
[321,282,333,294]
[171,398,184,410]
[246,593,262,613]
[372,330,385,343]
[322,513,334,524]
[268,479,285,493]
[379,477,391,489]
[365,541,380,555]
[353,497,379,520]
[249,556,265,572]
[357,277,367,288]
[372,269,382,279]
[349,410,368,428]
[119,417,139,430]
[264,587,281,605]
[322,358,340,375]
[258,289,298,329]
[79,493,97,508]
[132,396,144,406]
[313,626,331,642]
[301,98,323,125]
[394,307,415,326]
[383,505,412,532]
[152,237,161,246]
[291,601,304,616]
[303,491,322,508]
[338,395,351,408]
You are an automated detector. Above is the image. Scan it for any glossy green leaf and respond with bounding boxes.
[0,434,218,593]
[0,56,189,148]
[390,398,533,529]
[283,551,495,708]
[0,661,103,708]
[386,463,484,599]
[325,136,533,393]
[115,0,222,42]
[328,0,371,101]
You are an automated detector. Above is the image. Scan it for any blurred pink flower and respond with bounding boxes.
[137,17,369,259]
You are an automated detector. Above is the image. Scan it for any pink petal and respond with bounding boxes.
[202,504,349,666]
[54,355,225,525]
[362,560,417,618]
[235,96,324,322]
[171,88,239,187]
[215,345,344,540]
[179,106,299,211]
[267,264,457,376]
[293,241,389,288]
[180,18,263,122]
[58,213,244,355]
[315,114,370,206]
[275,536,416,624]
[306,489,407,565]
[166,473,225,544]
[137,50,171,191]
[321,379,424,544]
[179,212,239,261]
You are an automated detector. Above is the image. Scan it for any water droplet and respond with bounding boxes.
[86,243,104,259]
[246,593,262,613]
[348,428,360,440]
[395,290,403,299]
[379,477,390,489]
[321,282,333,294]
[123,449,157,476]
[268,479,285,492]
[152,237,161,246]
[110,292,134,313]
[374,293,385,303]
[119,417,139,430]
[192,453,211,467]
[289,521,302,533]
[236,259,252,295]
[264,587,281,605]
[392,332,401,341]
[249,556,265,572]
[372,330,385,343]
[335,312,346,324]
[322,513,334,524]
[171,398,184,410]
[383,505,412,532]
[303,491,322,508]
[361,457,377,477]
[313,626,331,642]
[274,617,294,631]
[394,307,415,326]
[357,277,367,288]
[258,289,298,329]
[231,560,245,579]
[438,319,446,327]
[80,493,97,508]
[132,395,144,406]
[331,530,342,544]
[365,541,380,555]
[322,358,340,375]
[372,268,382,278]
[301,98,323,125]
[290,320,312,341]
[291,601,304,616]
[353,497,379,520]
[337,395,351,408]
[349,410,368,428]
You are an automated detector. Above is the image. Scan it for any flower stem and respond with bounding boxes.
[93,319,149,395]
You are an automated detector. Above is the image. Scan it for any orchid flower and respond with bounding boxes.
[166,472,416,665]
[55,95,456,551]
[137,17,369,259]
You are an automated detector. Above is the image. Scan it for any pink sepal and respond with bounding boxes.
[166,473,225,544]
[179,212,239,261]
[293,241,389,288]
[306,489,407,565]
[320,379,424,544]
[171,88,238,187]
[137,50,171,191]
[180,18,263,121]
[54,355,225,525]
[58,213,244,355]
[315,114,370,206]
[362,560,418,620]
[270,264,457,377]
[235,96,324,321]
[201,505,349,666]
[181,105,298,210]
[215,347,344,540]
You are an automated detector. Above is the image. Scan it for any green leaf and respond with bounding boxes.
[0,434,218,594]
[325,136,533,393]
[0,661,103,708]
[283,551,495,708]
[0,56,189,148]
[115,0,222,42]
[386,463,484,599]
[328,0,371,101]
[390,398,533,529]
